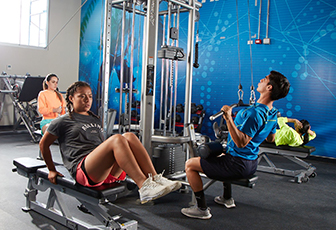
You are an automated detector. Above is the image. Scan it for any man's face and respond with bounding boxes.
[257,74,271,93]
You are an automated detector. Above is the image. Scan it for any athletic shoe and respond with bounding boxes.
[181,206,212,219]
[138,175,170,204]
[214,196,236,208]
[153,173,182,192]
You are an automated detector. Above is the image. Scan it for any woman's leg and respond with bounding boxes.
[84,134,148,188]
[122,133,182,192]
[122,133,157,176]
[42,123,50,134]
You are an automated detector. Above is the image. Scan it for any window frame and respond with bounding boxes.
[0,0,49,49]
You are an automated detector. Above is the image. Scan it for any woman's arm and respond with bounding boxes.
[39,131,63,184]
[222,105,252,148]
[287,118,302,130]
[38,93,53,116]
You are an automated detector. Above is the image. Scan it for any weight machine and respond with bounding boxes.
[99,0,202,176]
[0,72,43,142]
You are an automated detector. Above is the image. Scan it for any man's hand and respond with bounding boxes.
[221,105,232,120]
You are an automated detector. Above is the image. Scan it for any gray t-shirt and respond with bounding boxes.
[47,112,104,178]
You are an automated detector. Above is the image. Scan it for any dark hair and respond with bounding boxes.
[268,70,290,100]
[299,119,310,145]
[65,81,98,119]
[43,73,63,103]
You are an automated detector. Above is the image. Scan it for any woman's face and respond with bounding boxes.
[69,86,92,115]
[46,76,59,91]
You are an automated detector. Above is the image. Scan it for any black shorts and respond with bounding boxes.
[200,154,258,180]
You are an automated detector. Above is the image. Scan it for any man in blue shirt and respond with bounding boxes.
[181,70,290,219]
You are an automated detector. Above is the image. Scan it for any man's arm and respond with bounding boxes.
[265,133,275,143]
[222,105,252,148]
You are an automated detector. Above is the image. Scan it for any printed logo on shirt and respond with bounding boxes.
[81,123,103,133]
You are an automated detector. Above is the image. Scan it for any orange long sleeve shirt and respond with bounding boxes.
[38,90,66,119]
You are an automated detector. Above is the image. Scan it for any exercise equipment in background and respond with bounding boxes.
[0,72,43,142]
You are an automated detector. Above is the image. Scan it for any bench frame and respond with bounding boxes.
[180,173,258,207]
[258,143,317,183]
[13,157,138,230]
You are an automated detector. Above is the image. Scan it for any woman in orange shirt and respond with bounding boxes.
[38,73,66,134]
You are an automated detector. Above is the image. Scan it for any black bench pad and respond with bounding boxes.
[260,142,316,154]
[220,174,258,188]
[13,157,126,199]
[13,157,52,173]
[37,166,125,199]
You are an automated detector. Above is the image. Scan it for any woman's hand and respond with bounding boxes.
[52,106,62,114]
[48,170,64,184]
[293,119,302,130]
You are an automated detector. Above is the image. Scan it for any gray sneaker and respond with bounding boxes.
[214,196,236,208]
[153,173,182,192]
[181,206,212,219]
[138,175,170,204]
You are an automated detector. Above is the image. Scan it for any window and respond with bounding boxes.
[0,0,48,48]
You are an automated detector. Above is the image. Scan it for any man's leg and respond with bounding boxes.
[181,157,212,219]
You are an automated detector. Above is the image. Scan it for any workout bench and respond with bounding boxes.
[258,142,316,183]
[184,141,258,208]
[12,157,138,230]
[182,173,258,208]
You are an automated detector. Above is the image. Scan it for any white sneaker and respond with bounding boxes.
[138,175,170,204]
[214,196,236,208]
[153,172,182,192]
[181,206,212,219]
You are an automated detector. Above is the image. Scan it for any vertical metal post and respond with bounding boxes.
[163,2,172,136]
[101,0,113,139]
[172,6,180,136]
[118,1,126,133]
[140,0,159,154]
[184,0,196,159]
[128,0,136,131]
[159,15,166,130]
[169,10,176,133]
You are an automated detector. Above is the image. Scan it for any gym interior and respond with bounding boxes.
[1,0,336,229]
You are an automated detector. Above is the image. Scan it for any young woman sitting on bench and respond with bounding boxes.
[38,73,66,134]
[39,81,181,204]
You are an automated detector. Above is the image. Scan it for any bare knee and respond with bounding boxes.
[185,157,201,174]
[106,134,128,149]
[122,132,138,141]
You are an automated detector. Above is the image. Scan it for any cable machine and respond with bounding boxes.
[99,0,202,172]
[210,0,256,123]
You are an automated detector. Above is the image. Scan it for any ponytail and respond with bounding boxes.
[299,119,310,145]
[44,73,63,103]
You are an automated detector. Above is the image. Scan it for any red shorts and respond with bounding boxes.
[76,157,126,187]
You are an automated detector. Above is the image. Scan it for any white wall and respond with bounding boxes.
[0,0,81,126]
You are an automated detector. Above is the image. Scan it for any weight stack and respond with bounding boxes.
[152,144,185,176]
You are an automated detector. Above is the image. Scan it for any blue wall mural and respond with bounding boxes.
[79,0,336,158]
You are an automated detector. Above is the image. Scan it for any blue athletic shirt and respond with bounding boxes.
[226,103,278,160]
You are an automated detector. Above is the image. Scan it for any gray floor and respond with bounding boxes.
[1,130,336,230]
